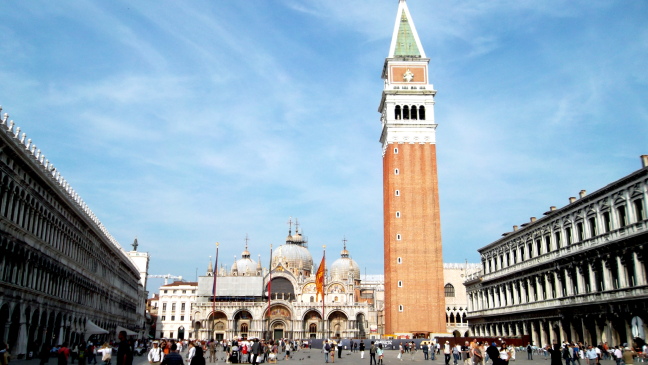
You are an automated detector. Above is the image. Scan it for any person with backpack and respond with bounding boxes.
[323,340,331,363]
[369,342,377,365]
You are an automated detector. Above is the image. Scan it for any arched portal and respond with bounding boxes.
[266,305,292,340]
[268,277,295,301]
[208,311,228,341]
[328,311,348,339]
[234,310,253,339]
[303,310,322,338]
[356,313,366,338]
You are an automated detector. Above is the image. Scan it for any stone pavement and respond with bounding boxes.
[10,348,618,365]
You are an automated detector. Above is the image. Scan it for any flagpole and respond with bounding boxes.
[267,243,273,339]
[212,242,219,338]
[322,245,326,340]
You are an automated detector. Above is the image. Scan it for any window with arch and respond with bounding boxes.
[396,211,401,218]
[394,148,398,154]
[310,296,314,302]
[403,105,410,120]
[445,283,455,297]
[618,205,628,227]
[395,190,400,196]
[397,257,402,264]
[419,106,426,120]
[396,234,401,240]
[394,168,399,175]
[395,105,402,120]
[309,323,317,333]
[334,296,339,302]
[398,281,403,287]
[398,305,404,312]
[241,323,248,333]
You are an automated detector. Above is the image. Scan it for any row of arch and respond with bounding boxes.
[0,300,130,357]
[0,235,138,318]
[394,105,426,120]
[482,192,646,274]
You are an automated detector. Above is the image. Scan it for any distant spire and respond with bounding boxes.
[207,256,213,276]
[388,0,426,58]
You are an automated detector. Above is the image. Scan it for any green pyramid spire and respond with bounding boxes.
[393,10,421,57]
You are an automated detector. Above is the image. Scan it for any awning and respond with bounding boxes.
[85,320,108,340]
[116,326,138,337]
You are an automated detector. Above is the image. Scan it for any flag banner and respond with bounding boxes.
[316,255,325,300]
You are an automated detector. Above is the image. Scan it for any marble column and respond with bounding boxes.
[633,251,647,286]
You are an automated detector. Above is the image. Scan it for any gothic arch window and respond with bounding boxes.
[419,106,426,120]
[395,105,402,120]
[309,323,317,333]
[411,105,418,120]
[445,284,455,297]
[403,105,410,120]
[240,323,248,333]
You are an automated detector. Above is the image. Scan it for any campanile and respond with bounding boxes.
[380,0,446,336]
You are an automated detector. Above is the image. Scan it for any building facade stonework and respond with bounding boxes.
[465,156,648,347]
[0,109,145,357]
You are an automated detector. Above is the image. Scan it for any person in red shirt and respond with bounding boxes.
[58,343,71,365]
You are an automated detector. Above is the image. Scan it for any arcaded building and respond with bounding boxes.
[0,109,144,356]
[380,0,446,337]
[465,156,648,347]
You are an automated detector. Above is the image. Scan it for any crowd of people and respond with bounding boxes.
[145,338,304,365]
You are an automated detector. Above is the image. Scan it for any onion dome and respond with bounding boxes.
[272,222,313,276]
[330,242,360,282]
[230,242,258,276]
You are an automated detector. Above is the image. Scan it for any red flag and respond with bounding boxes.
[315,255,325,300]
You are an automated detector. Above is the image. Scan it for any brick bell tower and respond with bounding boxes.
[380,0,446,336]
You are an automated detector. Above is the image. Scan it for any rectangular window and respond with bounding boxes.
[171,315,175,321]
[554,232,561,249]
[396,234,401,240]
[170,332,174,338]
[162,303,167,311]
[163,290,168,294]
[618,206,627,227]
[161,316,166,321]
[171,303,176,312]
[181,303,186,311]
[588,217,597,237]
[180,316,184,321]
[395,190,400,196]
[565,227,573,245]
[520,246,525,260]
[182,290,187,294]
[535,239,541,255]
[394,148,398,154]
[576,222,584,241]
[398,305,404,312]
[603,211,611,232]
[398,281,403,287]
[544,236,551,252]
[634,199,645,221]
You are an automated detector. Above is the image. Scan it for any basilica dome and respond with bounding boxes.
[231,246,259,276]
[330,245,360,282]
[271,228,313,276]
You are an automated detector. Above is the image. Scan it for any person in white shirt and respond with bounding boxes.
[148,342,164,364]
[186,343,196,365]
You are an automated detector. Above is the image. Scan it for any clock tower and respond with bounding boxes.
[379,0,446,336]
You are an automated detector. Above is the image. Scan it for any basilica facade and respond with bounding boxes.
[188,227,374,341]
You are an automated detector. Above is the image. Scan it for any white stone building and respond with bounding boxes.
[465,155,648,347]
[155,281,198,339]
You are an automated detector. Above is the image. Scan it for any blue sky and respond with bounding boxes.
[1,0,646,293]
